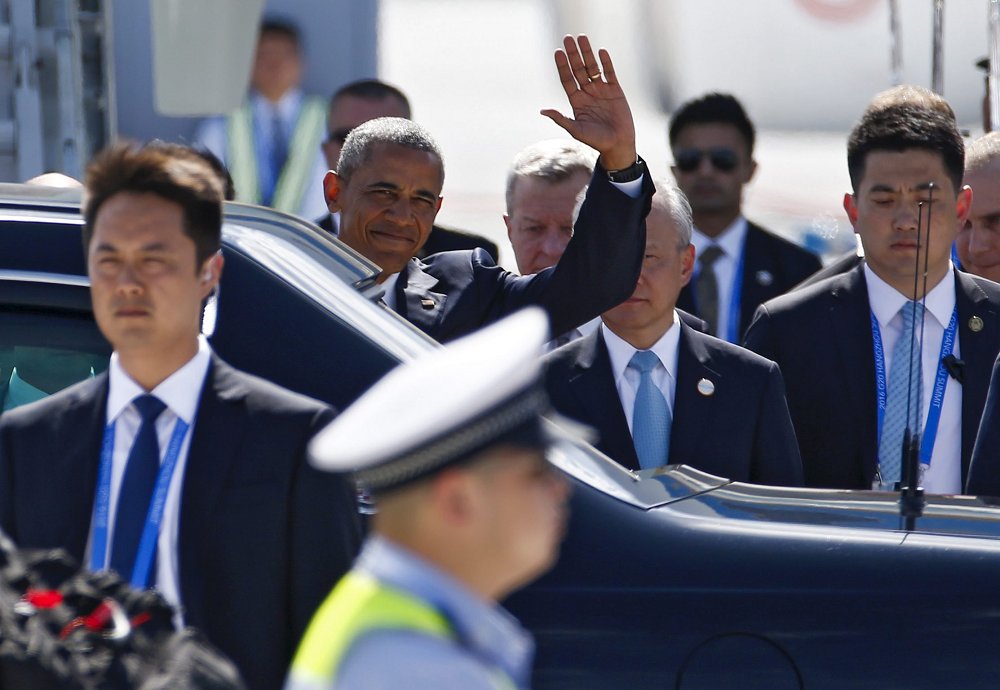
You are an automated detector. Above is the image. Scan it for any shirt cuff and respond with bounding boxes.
[609,175,644,198]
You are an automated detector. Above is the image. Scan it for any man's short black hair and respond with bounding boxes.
[82,142,223,267]
[846,85,964,193]
[259,17,301,48]
[669,93,756,155]
[330,79,412,119]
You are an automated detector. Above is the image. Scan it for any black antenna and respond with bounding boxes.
[900,183,933,530]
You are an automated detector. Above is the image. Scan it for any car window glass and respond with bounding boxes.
[0,309,110,412]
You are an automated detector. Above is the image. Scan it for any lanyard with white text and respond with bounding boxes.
[89,416,190,588]
[871,306,958,466]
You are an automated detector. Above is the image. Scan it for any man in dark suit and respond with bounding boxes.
[745,86,1000,493]
[325,36,652,343]
[545,178,802,485]
[316,78,499,261]
[0,143,362,690]
[669,93,821,342]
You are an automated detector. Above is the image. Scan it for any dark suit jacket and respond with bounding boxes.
[967,354,1000,496]
[677,221,822,340]
[395,170,652,343]
[543,323,803,486]
[793,250,863,291]
[744,266,1000,490]
[0,354,362,690]
[315,214,500,263]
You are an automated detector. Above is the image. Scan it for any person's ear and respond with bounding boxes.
[843,192,859,228]
[323,171,343,213]
[956,185,973,225]
[679,243,696,287]
[199,252,224,298]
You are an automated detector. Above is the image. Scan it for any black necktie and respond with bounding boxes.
[109,395,166,585]
[696,245,724,336]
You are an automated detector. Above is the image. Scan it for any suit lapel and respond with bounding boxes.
[177,355,250,624]
[955,272,1000,479]
[670,325,720,465]
[831,266,879,482]
[398,260,448,335]
[566,330,639,470]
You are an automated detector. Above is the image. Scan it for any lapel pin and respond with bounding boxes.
[697,378,715,396]
[755,270,774,286]
[420,298,436,310]
[969,316,984,332]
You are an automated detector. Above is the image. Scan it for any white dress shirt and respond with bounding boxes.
[691,216,748,342]
[601,312,681,436]
[93,335,213,619]
[865,264,962,494]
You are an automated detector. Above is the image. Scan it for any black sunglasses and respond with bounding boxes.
[674,148,739,173]
[326,127,352,145]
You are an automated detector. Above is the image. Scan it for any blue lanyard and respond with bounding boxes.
[871,306,958,466]
[90,415,190,588]
[693,245,744,343]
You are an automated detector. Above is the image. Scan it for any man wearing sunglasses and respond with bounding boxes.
[317,79,499,261]
[670,93,820,343]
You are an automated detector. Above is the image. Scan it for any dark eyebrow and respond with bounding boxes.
[867,184,898,194]
[913,182,937,193]
[92,241,170,253]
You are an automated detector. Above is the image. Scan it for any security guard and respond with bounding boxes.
[286,308,572,690]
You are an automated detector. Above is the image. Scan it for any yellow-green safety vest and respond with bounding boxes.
[226,95,325,214]
[288,571,517,690]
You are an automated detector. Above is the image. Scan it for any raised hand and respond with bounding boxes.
[540,35,637,171]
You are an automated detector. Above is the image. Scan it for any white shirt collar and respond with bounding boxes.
[106,335,213,425]
[601,311,681,385]
[864,262,956,329]
[691,215,748,258]
[251,87,302,122]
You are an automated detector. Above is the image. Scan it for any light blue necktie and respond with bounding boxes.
[878,301,924,486]
[629,350,671,469]
[110,394,166,586]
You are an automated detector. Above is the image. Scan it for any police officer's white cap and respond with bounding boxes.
[310,308,552,491]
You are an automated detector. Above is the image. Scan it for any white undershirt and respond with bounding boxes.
[91,335,212,622]
[601,312,681,436]
[865,264,962,494]
[691,216,748,342]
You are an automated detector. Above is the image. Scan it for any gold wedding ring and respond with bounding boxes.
[589,72,602,80]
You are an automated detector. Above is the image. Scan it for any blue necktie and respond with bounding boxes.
[110,395,166,585]
[629,350,671,469]
[265,108,287,206]
[878,301,924,486]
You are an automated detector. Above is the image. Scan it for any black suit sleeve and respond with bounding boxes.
[473,169,652,337]
[742,304,778,361]
[751,362,804,486]
[0,420,16,542]
[287,406,362,647]
[967,355,1000,496]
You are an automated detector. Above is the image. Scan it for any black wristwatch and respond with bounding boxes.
[605,156,645,183]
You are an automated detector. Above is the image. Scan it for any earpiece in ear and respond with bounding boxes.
[203,269,213,282]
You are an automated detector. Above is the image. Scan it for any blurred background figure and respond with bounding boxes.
[670,93,821,342]
[957,132,1000,283]
[194,18,327,219]
[292,309,570,690]
[318,79,498,260]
